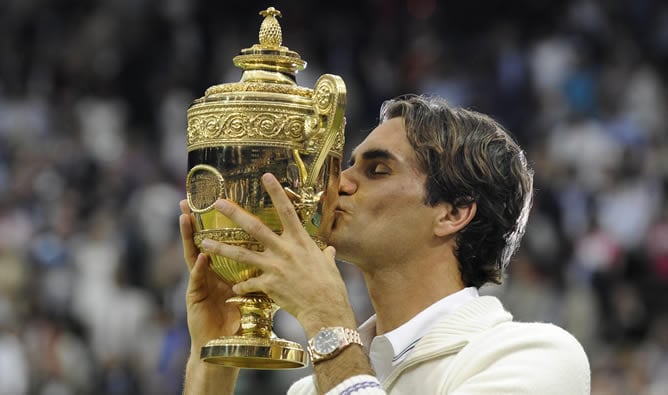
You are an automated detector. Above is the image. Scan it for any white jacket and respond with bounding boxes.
[288,296,590,394]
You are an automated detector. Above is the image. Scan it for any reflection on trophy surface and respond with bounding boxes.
[185,7,346,369]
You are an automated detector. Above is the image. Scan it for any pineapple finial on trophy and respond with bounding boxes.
[259,7,282,48]
[229,6,305,78]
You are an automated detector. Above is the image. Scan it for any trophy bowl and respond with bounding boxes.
[185,7,346,369]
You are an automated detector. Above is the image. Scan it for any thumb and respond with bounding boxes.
[187,253,211,304]
[323,246,337,261]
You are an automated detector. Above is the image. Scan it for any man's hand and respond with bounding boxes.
[199,173,356,336]
[180,200,241,350]
[190,174,376,394]
[180,200,241,394]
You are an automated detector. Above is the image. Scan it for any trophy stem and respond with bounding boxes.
[200,292,308,369]
[232,293,275,338]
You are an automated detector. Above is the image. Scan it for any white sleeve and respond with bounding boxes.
[324,375,384,395]
[288,374,385,395]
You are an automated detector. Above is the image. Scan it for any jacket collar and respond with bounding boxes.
[383,296,513,388]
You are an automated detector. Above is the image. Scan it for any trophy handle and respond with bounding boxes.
[306,74,346,186]
[283,74,345,223]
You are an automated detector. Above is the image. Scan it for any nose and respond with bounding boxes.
[339,168,357,195]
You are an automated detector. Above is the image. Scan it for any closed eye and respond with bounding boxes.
[368,163,391,176]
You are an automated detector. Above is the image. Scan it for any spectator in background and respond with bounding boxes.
[0,0,666,393]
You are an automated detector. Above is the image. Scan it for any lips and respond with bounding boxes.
[334,206,349,214]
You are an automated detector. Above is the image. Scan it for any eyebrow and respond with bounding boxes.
[348,148,396,167]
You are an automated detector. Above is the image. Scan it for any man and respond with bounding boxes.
[180,95,591,394]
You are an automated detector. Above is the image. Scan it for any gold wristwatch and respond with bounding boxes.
[307,327,363,364]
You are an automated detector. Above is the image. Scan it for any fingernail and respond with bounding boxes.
[214,199,228,210]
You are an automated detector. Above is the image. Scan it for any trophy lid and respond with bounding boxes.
[188,7,346,161]
[232,7,306,78]
[202,6,311,98]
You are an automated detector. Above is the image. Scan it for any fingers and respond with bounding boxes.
[261,173,303,235]
[200,238,267,272]
[210,174,307,245]
[179,200,199,271]
[179,199,190,215]
[323,246,337,261]
[213,198,280,248]
[232,276,263,295]
[199,238,268,297]
[187,253,211,304]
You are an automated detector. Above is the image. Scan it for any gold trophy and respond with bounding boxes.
[185,7,346,369]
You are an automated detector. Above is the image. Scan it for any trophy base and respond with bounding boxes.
[200,336,308,369]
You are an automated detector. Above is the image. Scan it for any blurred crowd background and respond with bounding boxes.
[0,0,667,394]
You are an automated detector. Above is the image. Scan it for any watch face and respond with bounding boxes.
[314,330,340,355]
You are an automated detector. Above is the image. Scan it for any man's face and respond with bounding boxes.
[329,117,440,268]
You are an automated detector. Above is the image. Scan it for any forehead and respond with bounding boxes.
[351,117,417,164]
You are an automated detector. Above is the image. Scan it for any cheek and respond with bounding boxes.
[366,197,421,224]
[376,184,425,212]
[354,179,427,223]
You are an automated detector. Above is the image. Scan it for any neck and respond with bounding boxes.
[361,253,465,336]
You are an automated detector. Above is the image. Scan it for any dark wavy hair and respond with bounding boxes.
[380,95,534,288]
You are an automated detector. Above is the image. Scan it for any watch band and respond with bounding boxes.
[307,327,363,364]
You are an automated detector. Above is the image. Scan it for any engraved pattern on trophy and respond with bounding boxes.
[186,7,346,369]
[187,109,312,150]
[234,294,275,338]
[206,82,313,97]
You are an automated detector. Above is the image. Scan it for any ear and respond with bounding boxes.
[433,202,477,237]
